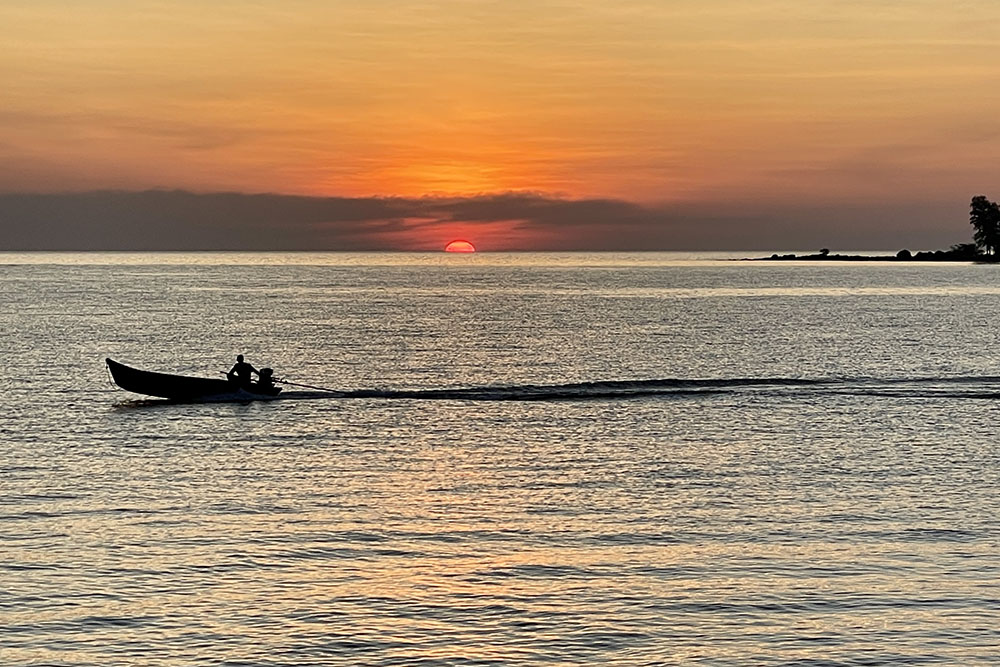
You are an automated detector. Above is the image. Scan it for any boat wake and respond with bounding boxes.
[256,374,1000,402]
[285,377,828,402]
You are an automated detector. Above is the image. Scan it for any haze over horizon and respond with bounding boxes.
[3,1,999,250]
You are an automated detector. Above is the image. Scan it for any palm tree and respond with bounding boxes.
[970,195,1000,257]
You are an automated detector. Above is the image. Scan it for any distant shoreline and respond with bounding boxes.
[747,248,989,262]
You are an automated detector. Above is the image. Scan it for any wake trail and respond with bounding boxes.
[280,377,832,402]
[277,375,1000,402]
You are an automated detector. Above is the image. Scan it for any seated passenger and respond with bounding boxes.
[227,354,258,388]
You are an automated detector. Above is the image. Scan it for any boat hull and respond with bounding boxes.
[106,358,281,401]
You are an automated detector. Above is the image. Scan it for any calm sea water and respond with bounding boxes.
[3,252,1000,666]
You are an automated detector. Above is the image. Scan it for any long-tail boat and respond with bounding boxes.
[106,358,281,401]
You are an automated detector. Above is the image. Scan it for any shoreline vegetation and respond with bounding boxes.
[749,245,983,262]
[750,195,1000,262]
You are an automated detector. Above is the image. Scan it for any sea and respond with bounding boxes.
[3,251,1000,666]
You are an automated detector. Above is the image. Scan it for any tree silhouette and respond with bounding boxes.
[970,195,1000,257]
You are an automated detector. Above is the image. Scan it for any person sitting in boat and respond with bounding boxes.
[227,354,258,389]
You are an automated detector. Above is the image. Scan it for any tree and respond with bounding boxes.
[949,243,979,260]
[970,195,1000,257]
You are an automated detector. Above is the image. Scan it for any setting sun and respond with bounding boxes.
[444,240,476,253]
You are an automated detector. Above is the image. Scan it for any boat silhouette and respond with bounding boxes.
[106,358,282,401]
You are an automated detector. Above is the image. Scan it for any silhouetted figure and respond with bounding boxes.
[227,354,258,389]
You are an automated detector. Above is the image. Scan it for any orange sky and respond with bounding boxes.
[3,1,1000,248]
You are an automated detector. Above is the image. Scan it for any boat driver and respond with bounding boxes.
[227,354,258,388]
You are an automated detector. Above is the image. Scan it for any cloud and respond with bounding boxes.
[0,189,971,251]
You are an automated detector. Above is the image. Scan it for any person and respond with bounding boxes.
[227,354,258,389]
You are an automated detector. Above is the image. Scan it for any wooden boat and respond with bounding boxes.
[106,358,282,401]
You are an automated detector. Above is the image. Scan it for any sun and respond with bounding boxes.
[444,239,476,253]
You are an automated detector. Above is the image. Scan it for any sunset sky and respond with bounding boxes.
[3,1,1000,250]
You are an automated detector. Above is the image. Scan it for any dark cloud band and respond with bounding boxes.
[0,189,965,251]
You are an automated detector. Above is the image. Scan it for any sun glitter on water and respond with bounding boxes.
[444,240,476,253]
